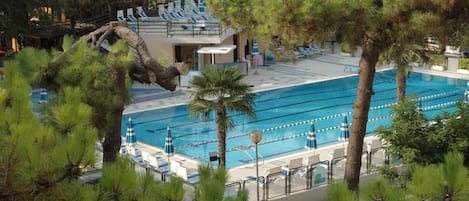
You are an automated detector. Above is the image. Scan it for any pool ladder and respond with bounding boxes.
[235,145,264,166]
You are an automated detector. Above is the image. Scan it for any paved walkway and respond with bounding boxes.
[121,52,469,200]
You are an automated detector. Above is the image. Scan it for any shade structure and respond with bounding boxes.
[305,123,318,150]
[164,126,175,156]
[125,117,137,148]
[252,39,259,55]
[340,115,350,142]
[417,99,423,113]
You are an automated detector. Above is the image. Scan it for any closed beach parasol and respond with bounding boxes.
[340,115,349,142]
[306,122,317,150]
[164,126,175,156]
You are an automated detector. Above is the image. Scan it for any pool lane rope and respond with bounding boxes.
[179,98,459,152]
[187,99,459,160]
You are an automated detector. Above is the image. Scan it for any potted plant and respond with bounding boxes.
[340,42,355,57]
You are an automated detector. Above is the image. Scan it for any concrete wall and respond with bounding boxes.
[141,35,240,68]
[143,37,175,66]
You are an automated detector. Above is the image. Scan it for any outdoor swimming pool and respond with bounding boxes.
[123,70,468,168]
[30,87,179,111]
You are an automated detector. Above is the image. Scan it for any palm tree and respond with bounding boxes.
[379,43,430,102]
[188,66,256,167]
[194,164,248,201]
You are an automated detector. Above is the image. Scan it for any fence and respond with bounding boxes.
[229,147,390,201]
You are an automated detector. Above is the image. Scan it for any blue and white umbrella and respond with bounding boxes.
[164,126,175,156]
[340,115,350,142]
[252,39,259,55]
[305,122,318,150]
[39,89,48,104]
[125,117,137,149]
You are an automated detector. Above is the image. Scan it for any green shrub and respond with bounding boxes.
[459,58,469,69]
[430,53,446,65]
[340,42,354,53]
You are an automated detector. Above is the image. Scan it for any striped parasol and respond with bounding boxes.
[340,115,350,142]
[164,126,175,156]
[39,89,48,104]
[125,117,137,149]
[252,39,259,55]
[305,122,318,150]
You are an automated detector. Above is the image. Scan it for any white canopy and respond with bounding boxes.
[197,45,237,64]
[197,45,237,54]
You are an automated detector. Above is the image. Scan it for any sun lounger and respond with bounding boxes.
[281,158,303,172]
[126,8,138,22]
[304,154,321,167]
[136,6,148,20]
[344,65,360,73]
[130,149,146,165]
[244,165,282,186]
[148,155,169,171]
[280,157,305,178]
[309,43,326,54]
[169,161,198,184]
[265,166,282,176]
[117,10,126,22]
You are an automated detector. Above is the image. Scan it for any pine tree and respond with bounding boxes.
[206,0,469,190]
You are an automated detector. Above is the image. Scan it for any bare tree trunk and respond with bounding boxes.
[44,22,189,163]
[217,105,227,167]
[344,33,381,191]
[84,22,188,90]
[396,67,407,102]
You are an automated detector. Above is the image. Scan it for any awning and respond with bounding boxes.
[196,45,237,54]
[196,45,237,64]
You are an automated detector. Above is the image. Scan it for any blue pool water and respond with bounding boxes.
[123,70,468,168]
[31,87,178,110]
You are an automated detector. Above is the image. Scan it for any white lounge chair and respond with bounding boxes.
[130,149,146,165]
[148,155,169,173]
[329,147,346,163]
[126,8,138,22]
[119,144,127,154]
[117,10,126,21]
[141,150,151,162]
[304,154,320,167]
[244,165,282,186]
[184,4,199,16]
[297,46,314,58]
[281,157,304,178]
[136,6,148,20]
[178,165,199,184]
[174,1,185,18]
[344,65,359,73]
[281,158,303,172]
[370,139,382,152]
[309,43,326,54]
[265,166,282,176]
[159,13,170,22]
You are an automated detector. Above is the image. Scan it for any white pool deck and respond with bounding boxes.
[121,52,469,186]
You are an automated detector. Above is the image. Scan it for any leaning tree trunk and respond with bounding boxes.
[102,66,127,163]
[396,66,407,102]
[45,22,189,163]
[344,33,381,191]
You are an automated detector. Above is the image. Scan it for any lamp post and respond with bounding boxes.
[366,142,372,173]
[249,130,263,201]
